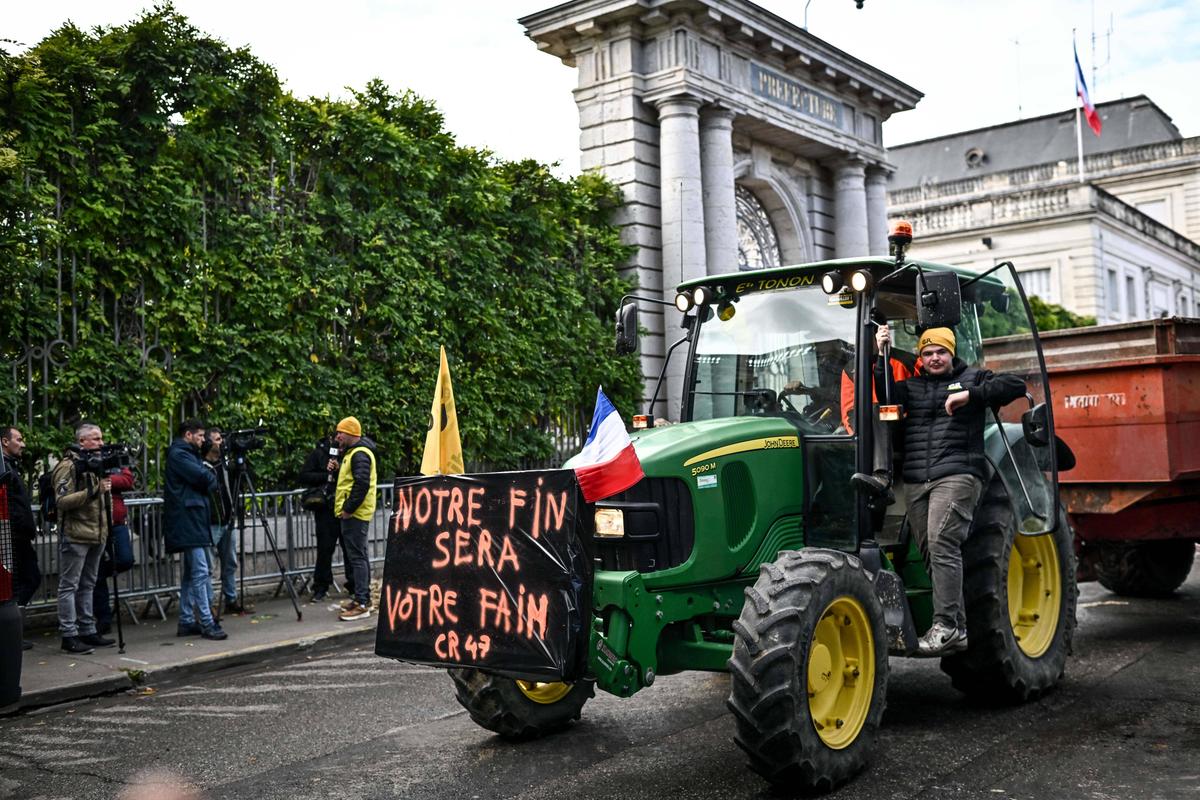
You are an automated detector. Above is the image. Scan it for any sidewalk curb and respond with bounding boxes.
[12,622,377,714]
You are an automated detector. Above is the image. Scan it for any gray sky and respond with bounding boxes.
[8,1,1197,173]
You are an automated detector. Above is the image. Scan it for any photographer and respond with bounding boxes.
[92,456,135,637]
[202,427,247,615]
[52,423,117,654]
[299,433,353,603]
[163,419,227,641]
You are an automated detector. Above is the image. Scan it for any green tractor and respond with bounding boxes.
[446,241,1077,792]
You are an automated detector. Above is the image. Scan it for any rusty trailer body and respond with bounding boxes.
[986,318,1200,596]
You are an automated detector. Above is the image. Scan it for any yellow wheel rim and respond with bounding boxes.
[516,680,573,704]
[1008,533,1062,657]
[807,596,875,750]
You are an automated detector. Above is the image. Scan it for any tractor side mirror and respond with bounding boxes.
[1021,402,1050,447]
[615,302,639,355]
[991,292,1011,314]
[916,271,962,330]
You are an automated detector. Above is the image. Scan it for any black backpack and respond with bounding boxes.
[37,471,56,524]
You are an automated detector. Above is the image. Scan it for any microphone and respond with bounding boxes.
[327,446,339,484]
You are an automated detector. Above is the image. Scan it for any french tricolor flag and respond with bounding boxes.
[572,387,644,503]
[1074,43,1102,137]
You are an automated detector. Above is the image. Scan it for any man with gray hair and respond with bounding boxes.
[52,422,116,654]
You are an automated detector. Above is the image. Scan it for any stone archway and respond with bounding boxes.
[734,155,815,267]
[735,185,781,270]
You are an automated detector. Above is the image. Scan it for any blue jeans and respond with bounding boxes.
[57,538,103,637]
[210,524,238,603]
[179,547,216,629]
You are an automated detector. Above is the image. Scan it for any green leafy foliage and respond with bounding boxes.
[978,291,1096,339]
[0,8,641,484]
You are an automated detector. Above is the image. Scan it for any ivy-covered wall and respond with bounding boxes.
[0,9,642,484]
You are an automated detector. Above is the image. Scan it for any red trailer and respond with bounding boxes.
[989,318,1199,596]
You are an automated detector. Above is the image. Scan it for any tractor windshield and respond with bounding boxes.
[688,284,855,431]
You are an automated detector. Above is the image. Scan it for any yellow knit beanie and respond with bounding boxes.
[917,327,956,357]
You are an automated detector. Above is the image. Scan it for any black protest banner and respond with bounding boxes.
[375,470,590,682]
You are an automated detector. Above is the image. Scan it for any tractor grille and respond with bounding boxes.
[592,477,694,574]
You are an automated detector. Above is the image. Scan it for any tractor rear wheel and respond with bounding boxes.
[1095,539,1196,598]
[449,669,594,740]
[728,549,888,793]
[941,509,1076,702]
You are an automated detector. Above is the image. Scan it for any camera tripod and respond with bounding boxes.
[228,451,303,621]
[101,495,127,654]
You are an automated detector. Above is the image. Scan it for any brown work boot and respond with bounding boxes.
[338,601,372,621]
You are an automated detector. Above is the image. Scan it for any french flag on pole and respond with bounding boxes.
[571,387,644,503]
[1074,43,1102,137]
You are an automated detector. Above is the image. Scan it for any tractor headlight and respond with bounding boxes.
[850,270,874,292]
[674,292,694,312]
[821,271,844,294]
[594,508,626,538]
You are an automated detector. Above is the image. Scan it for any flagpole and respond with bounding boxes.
[1075,106,1086,184]
[1073,29,1086,185]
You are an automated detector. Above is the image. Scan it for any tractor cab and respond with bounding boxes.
[623,248,1064,556]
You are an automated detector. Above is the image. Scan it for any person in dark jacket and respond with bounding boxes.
[163,419,226,640]
[202,428,247,616]
[875,325,1026,656]
[331,416,377,621]
[299,434,352,603]
[2,426,39,650]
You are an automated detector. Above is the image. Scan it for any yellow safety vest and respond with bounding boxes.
[335,444,377,521]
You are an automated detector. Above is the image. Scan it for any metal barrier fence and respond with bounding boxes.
[24,486,397,622]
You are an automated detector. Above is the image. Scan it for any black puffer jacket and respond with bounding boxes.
[1,455,36,543]
[875,357,1026,483]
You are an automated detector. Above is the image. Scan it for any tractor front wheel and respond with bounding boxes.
[728,549,888,793]
[941,508,1077,702]
[449,669,594,740]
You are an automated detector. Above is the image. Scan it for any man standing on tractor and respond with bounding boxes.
[874,325,1026,656]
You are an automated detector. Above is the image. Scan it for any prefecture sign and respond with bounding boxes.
[750,63,844,130]
[375,470,590,682]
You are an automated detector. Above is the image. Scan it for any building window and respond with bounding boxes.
[1018,268,1052,302]
[1125,275,1137,319]
[1152,284,1170,317]
[1107,269,1120,315]
[736,186,782,272]
[1135,198,1169,227]
[1179,294,1191,316]
[858,112,879,144]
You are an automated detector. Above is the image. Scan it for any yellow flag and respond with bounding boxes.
[420,346,464,475]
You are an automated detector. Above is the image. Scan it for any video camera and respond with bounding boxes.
[70,443,134,476]
[225,426,269,455]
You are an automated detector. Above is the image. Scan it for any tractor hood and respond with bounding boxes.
[629,416,803,477]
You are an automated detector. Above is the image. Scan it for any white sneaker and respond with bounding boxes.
[918,622,967,656]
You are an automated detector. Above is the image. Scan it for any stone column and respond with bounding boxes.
[865,165,891,256]
[657,95,707,423]
[700,106,737,275]
[834,157,869,259]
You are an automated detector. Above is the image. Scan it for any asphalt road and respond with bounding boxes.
[2,565,1198,800]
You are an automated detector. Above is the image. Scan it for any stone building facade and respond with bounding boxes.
[522,0,920,420]
[887,97,1200,324]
